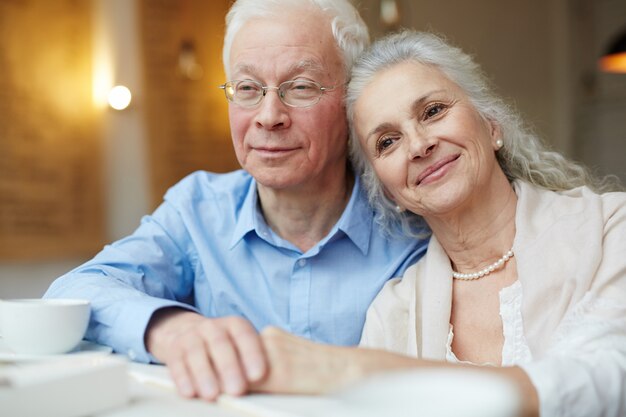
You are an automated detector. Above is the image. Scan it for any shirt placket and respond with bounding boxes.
[289,257,312,338]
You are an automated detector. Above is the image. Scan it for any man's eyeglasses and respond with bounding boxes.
[219,79,336,108]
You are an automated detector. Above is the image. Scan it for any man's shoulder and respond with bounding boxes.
[164,170,253,202]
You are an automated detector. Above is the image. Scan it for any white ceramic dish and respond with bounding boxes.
[0,298,90,355]
[1,355,128,417]
[0,339,112,362]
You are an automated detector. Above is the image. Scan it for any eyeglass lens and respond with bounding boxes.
[223,80,327,107]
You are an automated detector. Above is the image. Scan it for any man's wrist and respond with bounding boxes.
[145,307,198,356]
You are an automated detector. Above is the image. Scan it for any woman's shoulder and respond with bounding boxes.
[361,262,424,352]
[376,262,423,304]
[365,261,424,324]
[515,180,626,220]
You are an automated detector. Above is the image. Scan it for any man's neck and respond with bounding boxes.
[257,168,355,252]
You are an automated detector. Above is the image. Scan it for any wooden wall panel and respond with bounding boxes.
[139,0,238,207]
[0,0,104,260]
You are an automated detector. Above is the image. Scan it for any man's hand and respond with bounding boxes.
[145,308,267,401]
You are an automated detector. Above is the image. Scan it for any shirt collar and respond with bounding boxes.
[229,179,261,249]
[228,175,373,255]
[332,175,372,255]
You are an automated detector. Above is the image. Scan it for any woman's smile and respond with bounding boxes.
[415,153,460,186]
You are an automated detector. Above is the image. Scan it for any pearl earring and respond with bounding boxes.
[395,205,405,213]
[495,139,504,149]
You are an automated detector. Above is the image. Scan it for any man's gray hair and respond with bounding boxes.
[223,0,370,79]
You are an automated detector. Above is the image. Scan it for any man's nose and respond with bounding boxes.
[253,90,291,130]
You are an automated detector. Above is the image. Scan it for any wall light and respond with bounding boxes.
[380,0,400,29]
[599,28,626,74]
[179,40,204,81]
[108,85,132,110]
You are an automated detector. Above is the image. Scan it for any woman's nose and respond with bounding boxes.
[407,131,437,159]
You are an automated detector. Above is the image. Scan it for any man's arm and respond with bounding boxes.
[44,200,199,361]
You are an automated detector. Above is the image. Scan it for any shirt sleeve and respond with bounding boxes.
[520,294,626,417]
[44,200,199,363]
[521,193,626,417]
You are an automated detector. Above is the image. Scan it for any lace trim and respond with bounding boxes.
[548,292,626,353]
[500,280,533,366]
[446,280,533,366]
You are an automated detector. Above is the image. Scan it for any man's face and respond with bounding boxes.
[227,9,348,191]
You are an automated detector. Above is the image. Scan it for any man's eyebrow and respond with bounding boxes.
[232,60,326,79]
[231,63,257,78]
[288,59,325,74]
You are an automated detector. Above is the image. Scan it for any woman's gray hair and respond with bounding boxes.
[222,0,370,79]
[347,30,622,237]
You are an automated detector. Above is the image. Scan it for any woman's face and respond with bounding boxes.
[353,61,502,219]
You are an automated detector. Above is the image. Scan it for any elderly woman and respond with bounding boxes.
[251,31,626,417]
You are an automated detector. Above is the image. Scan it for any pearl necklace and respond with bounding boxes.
[452,248,514,280]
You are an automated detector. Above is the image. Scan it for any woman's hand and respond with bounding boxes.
[251,326,361,394]
[252,327,538,417]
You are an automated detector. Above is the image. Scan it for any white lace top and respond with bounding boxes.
[446,280,533,366]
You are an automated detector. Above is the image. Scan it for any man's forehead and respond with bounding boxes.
[232,59,327,77]
[228,12,343,80]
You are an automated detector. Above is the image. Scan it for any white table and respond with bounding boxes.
[2,353,522,417]
[99,362,336,417]
[1,345,336,417]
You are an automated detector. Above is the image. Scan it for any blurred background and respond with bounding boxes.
[1,0,625,297]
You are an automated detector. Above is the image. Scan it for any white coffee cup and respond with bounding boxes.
[0,298,90,355]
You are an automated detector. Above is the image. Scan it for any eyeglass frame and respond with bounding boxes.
[218,79,338,108]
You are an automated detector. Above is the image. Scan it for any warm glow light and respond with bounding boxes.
[92,3,114,110]
[108,85,132,110]
[599,52,626,74]
[380,0,400,27]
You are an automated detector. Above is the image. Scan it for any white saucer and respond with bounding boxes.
[0,339,113,362]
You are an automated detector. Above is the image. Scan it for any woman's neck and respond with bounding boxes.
[427,176,518,273]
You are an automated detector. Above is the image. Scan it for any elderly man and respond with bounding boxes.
[45,0,427,401]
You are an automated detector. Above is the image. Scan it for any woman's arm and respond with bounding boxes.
[252,327,539,417]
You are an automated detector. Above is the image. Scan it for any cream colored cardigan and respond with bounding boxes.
[360,181,626,417]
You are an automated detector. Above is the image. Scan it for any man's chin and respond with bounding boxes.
[251,168,309,191]
[255,177,303,191]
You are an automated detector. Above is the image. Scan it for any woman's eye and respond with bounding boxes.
[424,103,446,120]
[376,136,397,154]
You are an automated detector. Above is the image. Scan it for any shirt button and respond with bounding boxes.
[298,259,307,267]
[127,349,137,360]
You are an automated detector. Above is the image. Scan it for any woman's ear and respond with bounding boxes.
[382,187,405,212]
[488,119,503,150]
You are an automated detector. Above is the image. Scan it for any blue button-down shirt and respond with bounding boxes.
[45,170,427,362]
